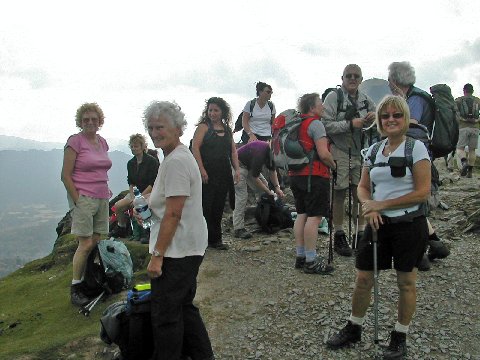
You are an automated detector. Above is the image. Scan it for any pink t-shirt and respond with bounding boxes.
[66,133,112,199]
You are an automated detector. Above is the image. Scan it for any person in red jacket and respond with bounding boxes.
[290,93,336,274]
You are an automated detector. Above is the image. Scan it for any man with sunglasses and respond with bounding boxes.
[322,64,376,257]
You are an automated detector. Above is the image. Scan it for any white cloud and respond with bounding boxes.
[0,0,479,144]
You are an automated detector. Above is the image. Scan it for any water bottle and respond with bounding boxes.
[132,187,153,229]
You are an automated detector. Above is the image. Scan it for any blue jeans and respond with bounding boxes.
[151,256,214,360]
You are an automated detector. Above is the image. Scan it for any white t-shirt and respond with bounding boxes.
[364,139,430,218]
[243,100,276,137]
[148,144,208,257]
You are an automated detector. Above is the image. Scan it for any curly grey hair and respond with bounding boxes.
[142,101,187,136]
[388,61,416,87]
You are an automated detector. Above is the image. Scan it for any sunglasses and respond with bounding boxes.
[380,112,404,120]
[344,73,361,80]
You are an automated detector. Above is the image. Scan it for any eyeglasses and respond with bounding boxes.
[380,112,404,120]
[344,73,361,80]
[82,117,99,122]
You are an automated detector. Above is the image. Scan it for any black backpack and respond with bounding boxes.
[458,96,480,119]
[407,84,459,159]
[254,193,294,234]
[100,287,153,360]
[234,99,274,133]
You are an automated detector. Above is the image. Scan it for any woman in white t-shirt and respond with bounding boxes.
[241,81,276,144]
[327,95,431,358]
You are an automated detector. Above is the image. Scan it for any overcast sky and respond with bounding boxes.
[1,0,479,147]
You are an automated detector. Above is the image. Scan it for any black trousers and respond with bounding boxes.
[151,256,213,360]
[202,181,228,245]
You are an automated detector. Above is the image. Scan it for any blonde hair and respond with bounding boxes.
[129,133,147,150]
[375,95,411,136]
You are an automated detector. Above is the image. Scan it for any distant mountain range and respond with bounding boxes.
[0,134,131,154]
[0,146,132,277]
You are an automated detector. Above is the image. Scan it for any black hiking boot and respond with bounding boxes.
[460,159,468,176]
[427,240,450,261]
[303,256,334,275]
[234,228,252,239]
[334,230,352,257]
[466,165,473,178]
[70,283,90,307]
[417,254,431,271]
[208,242,229,250]
[326,321,362,349]
[383,331,407,359]
[294,256,306,269]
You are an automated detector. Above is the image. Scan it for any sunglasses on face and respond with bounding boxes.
[344,73,361,80]
[380,112,404,120]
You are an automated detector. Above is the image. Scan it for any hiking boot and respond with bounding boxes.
[109,225,128,239]
[417,254,431,271]
[326,321,362,349]
[303,256,334,275]
[427,240,450,261]
[334,230,352,257]
[234,228,252,239]
[383,331,407,359]
[466,166,473,178]
[460,159,468,176]
[294,256,306,269]
[208,242,229,250]
[70,283,90,307]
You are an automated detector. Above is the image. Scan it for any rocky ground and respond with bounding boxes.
[193,160,480,360]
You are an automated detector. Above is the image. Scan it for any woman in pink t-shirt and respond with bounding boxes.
[61,103,112,307]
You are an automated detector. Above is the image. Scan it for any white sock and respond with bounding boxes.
[71,279,82,285]
[349,314,365,326]
[395,321,409,334]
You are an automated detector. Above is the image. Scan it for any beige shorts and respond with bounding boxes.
[331,146,362,190]
[71,194,109,237]
[457,127,479,149]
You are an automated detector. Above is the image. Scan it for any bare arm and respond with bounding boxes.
[242,112,257,142]
[191,124,209,183]
[61,147,79,204]
[147,195,186,278]
[314,137,336,169]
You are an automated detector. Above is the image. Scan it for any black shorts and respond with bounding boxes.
[355,216,428,272]
[289,176,330,217]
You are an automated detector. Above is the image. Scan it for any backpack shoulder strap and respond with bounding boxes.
[249,99,256,116]
[267,100,274,114]
[368,141,383,168]
[404,137,415,172]
[336,87,345,113]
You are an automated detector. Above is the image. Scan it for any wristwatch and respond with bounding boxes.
[152,249,163,257]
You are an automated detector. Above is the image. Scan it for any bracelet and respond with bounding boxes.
[274,184,280,188]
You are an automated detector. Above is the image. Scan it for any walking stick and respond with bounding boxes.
[372,228,380,358]
[328,162,337,264]
[353,203,360,250]
[348,148,353,245]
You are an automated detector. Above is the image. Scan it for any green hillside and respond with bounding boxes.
[0,234,151,359]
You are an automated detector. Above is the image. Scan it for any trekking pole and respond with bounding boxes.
[79,291,105,317]
[353,203,360,250]
[328,162,337,264]
[348,148,353,245]
[372,228,380,359]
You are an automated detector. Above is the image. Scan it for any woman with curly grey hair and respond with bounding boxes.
[61,102,112,307]
[141,100,214,360]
